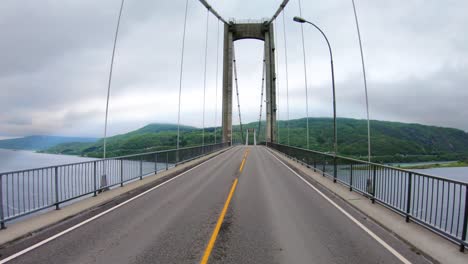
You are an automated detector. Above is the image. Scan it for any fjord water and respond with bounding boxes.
[0,148,97,173]
[412,167,468,183]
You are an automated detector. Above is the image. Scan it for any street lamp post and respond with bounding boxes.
[293,16,337,155]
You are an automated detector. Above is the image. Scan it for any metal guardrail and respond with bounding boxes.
[268,143,468,251]
[0,142,229,228]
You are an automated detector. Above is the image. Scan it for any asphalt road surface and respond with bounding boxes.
[1,146,431,264]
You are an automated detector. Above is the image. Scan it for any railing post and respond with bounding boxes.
[139,157,143,180]
[350,164,353,191]
[93,161,97,197]
[54,166,60,210]
[322,160,326,177]
[372,165,376,204]
[406,172,413,222]
[154,153,158,174]
[166,152,169,170]
[120,159,124,187]
[460,185,468,252]
[0,174,5,229]
[313,160,316,172]
[333,156,337,183]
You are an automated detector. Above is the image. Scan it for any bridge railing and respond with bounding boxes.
[0,142,229,228]
[268,143,468,251]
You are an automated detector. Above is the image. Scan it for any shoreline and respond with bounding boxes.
[399,161,468,169]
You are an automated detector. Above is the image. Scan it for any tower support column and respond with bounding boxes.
[222,22,277,144]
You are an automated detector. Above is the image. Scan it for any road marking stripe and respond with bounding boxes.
[266,149,412,264]
[0,149,234,264]
[239,148,249,173]
[200,178,238,264]
[201,147,247,263]
[239,158,246,172]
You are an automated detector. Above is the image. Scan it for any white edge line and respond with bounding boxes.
[266,148,412,264]
[0,148,233,264]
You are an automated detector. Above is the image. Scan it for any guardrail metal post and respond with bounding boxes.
[406,172,413,223]
[120,159,124,187]
[322,160,326,177]
[350,164,353,191]
[313,160,316,172]
[0,174,5,229]
[139,157,143,180]
[54,166,60,210]
[372,165,376,204]
[460,185,468,252]
[93,161,97,197]
[333,156,337,183]
[166,152,169,170]
[154,153,158,174]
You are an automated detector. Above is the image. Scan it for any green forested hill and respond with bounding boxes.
[267,118,468,155]
[44,118,468,162]
[44,124,202,157]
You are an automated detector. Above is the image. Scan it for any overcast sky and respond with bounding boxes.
[0,0,467,138]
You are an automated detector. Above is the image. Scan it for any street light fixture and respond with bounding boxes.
[293,16,337,155]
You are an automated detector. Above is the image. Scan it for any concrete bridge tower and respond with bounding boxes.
[222,21,277,144]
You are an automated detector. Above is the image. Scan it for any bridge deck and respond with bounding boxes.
[1,146,431,263]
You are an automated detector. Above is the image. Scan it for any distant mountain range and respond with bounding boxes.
[0,135,98,151]
[37,118,468,163]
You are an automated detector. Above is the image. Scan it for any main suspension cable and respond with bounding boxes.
[176,0,190,150]
[232,46,244,142]
[298,0,310,149]
[103,0,126,161]
[258,57,266,142]
[214,20,220,144]
[202,8,210,147]
[281,11,290,146]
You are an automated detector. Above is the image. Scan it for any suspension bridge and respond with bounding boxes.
[0,1,467,263]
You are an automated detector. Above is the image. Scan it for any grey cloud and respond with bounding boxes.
[0,0,467,137]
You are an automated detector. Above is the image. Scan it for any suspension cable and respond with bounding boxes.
[281,11,290,146]
[298,0,310,149]
[197,0,228,24]
[202,8,210,147]
[176,0,190,150]
[232,46,244,141]
[258,58,266,142]
[103,0,126,161]
[268,0,291,25]
[274,21,280,143]
[214,20,220,144]
[352,0,371,161]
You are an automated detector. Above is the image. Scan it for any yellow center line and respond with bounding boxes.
[243,149,250,159]
[239,149,250,173]
[239,159,246,172]
[200,178,239,264]
[200,148,250,264]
